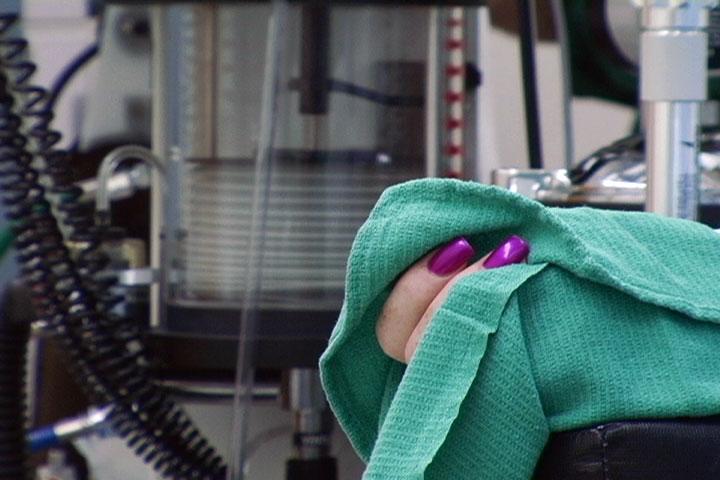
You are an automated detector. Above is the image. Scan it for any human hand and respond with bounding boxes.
[376,236,530,363]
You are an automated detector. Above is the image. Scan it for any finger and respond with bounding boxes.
[403,253,491,363]
[376,237,476,362]
[404,235,530,363]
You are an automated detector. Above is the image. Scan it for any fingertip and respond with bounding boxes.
[482,235,530,269]
[427,237,475,276]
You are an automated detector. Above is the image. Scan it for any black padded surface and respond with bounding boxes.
[534,417,720,480]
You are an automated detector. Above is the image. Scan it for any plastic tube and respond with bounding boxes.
[228,1,288,478]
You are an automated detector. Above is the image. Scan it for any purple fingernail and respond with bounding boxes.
[483,235,530,269]
[427,237,475,276]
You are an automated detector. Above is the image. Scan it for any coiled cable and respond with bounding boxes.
[0,15,226,479]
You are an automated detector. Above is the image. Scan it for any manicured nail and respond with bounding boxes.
[483,235,530,269]
[428,237,475,276]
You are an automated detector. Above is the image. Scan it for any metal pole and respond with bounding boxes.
[425,8,440,177]
[640,0,716,219]
[550,0,575,169]
[518,0,543,169]
[644,101,700,219]
[285,369,337,480]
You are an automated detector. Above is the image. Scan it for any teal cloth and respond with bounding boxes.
[319,178,720,480]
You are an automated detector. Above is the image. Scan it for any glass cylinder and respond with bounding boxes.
[156,2,480,338]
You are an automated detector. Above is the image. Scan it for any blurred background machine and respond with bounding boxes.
[0,0,717,479]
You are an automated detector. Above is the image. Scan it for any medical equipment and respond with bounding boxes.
[2,0,720,478]
[0,1,484,478]
[497,1,720,225]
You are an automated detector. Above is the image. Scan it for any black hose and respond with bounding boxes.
[299,5,329,114]
[568,133,644,185]
[0,15,226,479]
[288,77,424,108]
[45,43,99,112]
[518,0,543,169]
[0,302,29,480]
[329,79,424,107]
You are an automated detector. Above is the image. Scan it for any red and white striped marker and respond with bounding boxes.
[445,7,465,178]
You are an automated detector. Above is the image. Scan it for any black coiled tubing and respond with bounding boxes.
[0,15,226,479]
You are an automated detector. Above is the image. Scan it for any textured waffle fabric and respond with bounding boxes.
[319,179,720,480]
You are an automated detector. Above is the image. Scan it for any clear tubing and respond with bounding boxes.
[228,1,287,478]
[150,5,171,329]
[95,145,165,222]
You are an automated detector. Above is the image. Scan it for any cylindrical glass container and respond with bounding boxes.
[155,2,479,347]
